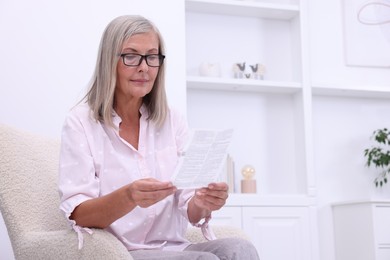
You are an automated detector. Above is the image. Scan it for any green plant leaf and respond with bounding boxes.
[365,128,390,187]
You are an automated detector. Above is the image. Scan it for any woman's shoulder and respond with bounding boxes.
[67,102,91,117]
[62,102,105,134]
[167,105,188,129]
[64,102,95,126]
[168,106,185,120]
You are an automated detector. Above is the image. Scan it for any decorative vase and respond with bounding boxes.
[199,62,221,77]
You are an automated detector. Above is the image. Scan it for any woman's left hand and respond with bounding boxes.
[192,182,229,212]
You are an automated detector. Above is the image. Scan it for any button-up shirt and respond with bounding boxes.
[58,103,196,251]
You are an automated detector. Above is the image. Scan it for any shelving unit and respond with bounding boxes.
[185,0,311,197]
[185,1,318,259]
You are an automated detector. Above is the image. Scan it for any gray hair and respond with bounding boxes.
[83,15,168,128]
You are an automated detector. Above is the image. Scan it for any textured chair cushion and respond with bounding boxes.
[0,124,132,259]
[186,225,249,243]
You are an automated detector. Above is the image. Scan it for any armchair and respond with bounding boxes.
[0,124,247,259]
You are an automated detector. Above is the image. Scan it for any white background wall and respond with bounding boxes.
[1,0,390,260]
[0,0,185,259]
[309,1,390,260]
[0,0,186,139]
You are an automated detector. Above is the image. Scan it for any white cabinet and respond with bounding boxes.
[211,195,316,260]
[209,205,242,228]
[333,201,390,260]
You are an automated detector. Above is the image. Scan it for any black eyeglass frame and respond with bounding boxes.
[120,53,165,67]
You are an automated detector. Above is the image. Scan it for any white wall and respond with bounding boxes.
[308,1,390,260]
[0,0,186,138]
[2,0,390,259]
[0,0,185,259]
[309,0,390,87]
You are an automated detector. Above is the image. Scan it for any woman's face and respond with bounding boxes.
[115,31,160,103]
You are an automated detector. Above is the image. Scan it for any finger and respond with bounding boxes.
[195,197,224,211]
[199,187,229,200]
[135,187,177,207]
[145,181,175,191]
[127,177,177,208]
[208,182,228,191]
[140,186,176,200]
[135,179,175,192]
[203,193,226,207]
[194,190,226,210]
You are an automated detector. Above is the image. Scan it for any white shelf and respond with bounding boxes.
[185,0,300,20]
[332,200,390,207]
[187,76,302,94]
[312,84,390,99]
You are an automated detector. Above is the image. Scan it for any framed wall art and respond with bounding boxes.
[342,0,390,67]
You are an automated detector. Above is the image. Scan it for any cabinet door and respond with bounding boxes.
[210,206,242,229]
[374,205,390,244]
[374,205,390,259]
[242,206,311,260]
[376,248,390,260]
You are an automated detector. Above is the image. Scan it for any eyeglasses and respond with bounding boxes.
[120,53,165,67]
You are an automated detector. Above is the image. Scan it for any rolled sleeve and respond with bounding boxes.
[58,108,100,248]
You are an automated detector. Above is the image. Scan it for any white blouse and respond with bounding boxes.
[58,103,206,251]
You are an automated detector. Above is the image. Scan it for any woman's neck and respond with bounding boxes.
[114,98,142,125]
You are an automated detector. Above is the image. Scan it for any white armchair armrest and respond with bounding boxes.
[18,229,132,260]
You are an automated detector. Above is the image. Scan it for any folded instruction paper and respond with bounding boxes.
[171,128,234,189]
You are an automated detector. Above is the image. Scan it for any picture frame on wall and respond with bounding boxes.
[342,0,390,68]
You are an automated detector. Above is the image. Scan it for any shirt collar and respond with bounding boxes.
[112,104,148,127]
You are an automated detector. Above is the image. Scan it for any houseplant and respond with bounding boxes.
[364,128,390,187]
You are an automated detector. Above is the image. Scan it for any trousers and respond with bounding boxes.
[129,237,260,260]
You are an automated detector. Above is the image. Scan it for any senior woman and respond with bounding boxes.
[58,14,259,260]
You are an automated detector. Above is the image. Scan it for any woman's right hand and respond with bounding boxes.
[70,178,176,228]
[127,178,177,208]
